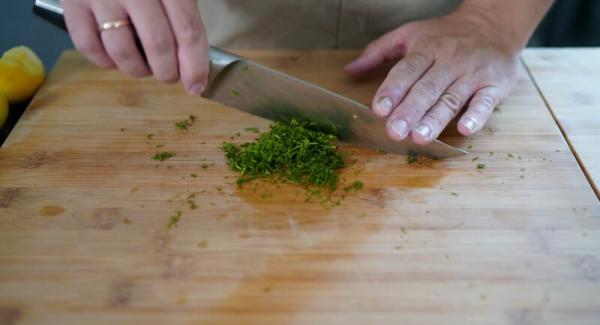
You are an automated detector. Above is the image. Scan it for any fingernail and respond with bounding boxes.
[464,117,478,132]
[189,83,205,96]
[376,96,394,116]
[390,119,409,139]
[413,123,431,139]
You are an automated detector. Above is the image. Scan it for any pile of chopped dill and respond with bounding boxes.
[222,119,346,192]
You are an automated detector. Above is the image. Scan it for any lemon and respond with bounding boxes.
[0,94,8,128]
[0,46,46,103]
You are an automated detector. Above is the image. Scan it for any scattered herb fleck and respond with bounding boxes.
[401,226,407,234]
[343,181,364,193]
[357,212,367,219]
[394,245,402,250]
[167,210,182,229]
[146,133,155,140]
[175,115,197,131]
[156,144,164,149]
[245,127,260,133]
[472,156,480,162]
[120,128,125,132]
[507,153,514,158]
[231,89,241,97]
[186,193,198,210]
[477,163,486,170]
[190,173,198,178]
[468,145,473,149]
[153,152,175,161]
[450,192,459,196]
[263,286,272,293]
[201,163,215,170]
[407,150,419,164]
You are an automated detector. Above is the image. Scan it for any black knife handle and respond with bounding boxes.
[32,3,66,30]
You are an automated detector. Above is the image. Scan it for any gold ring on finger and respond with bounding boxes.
[99,19,131,32]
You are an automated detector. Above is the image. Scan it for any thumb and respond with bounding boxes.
[344,28,409,78]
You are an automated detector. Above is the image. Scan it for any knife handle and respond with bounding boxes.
[32,0,240,92]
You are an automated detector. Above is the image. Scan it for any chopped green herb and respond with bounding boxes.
[153,152,175,161]
[175,115,197,130]
[190,173,198,178]
[175,120,191,130]
[231,89,241,97]
[120,128,125,132]
[472,156,480,162]
[468,145,473,149]
[357,212,367,219]
[201,163,215,170]
[394,245,403,250]
[167,210,182,229]
[245,127,260,133]
[401,226,408,234]
[146,133,155,140]
[242,65,249,72]
[222,119,345,192]
[343,181,364,192]
[407,150,419,164]
[186,194,198,210]
[507,153,514,158]
[450,192,459,196]
[477,163,486,170]
[235,132,241,137]
[156,144,164,149]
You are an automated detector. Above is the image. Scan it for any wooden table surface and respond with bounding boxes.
[0,50,599,324]
[523,48,600,199]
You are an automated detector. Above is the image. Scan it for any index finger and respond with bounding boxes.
[161,0,209,95]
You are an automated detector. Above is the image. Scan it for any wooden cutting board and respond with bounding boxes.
[523,48,600,198]
[0,50,599,324]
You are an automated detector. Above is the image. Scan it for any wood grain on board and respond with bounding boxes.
[523,48,600,198]
[0,50,598,324]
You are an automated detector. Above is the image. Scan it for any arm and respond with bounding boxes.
[345,0,555,145]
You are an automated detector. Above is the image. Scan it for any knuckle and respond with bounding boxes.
[426,111,444,128]
[439,92,462,114]
[476,93,496,110]
[416,79,439,98]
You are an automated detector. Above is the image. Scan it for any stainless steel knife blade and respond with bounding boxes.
[206,58,467,158]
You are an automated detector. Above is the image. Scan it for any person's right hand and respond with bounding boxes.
[62,0,209,95]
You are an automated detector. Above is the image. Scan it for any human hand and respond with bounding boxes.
[62,0,209,95]
[345,7,522,145]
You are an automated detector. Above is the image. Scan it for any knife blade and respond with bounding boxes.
[34,0,467,158]
[206,55,467,157]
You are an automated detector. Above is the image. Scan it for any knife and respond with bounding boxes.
[33,0,467,158]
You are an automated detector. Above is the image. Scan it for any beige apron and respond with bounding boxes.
[198,0,462,49]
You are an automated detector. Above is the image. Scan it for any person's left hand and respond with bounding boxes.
[344,9,520,145]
